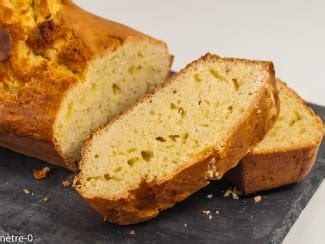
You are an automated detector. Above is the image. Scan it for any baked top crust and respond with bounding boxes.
[0,0,167,142]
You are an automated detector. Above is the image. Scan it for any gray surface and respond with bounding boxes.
[0,104,324,244]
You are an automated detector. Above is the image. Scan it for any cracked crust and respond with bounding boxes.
[0,1,170,171]
[74,54,280,224]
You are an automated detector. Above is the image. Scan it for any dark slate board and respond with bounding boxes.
[0,104,324,244]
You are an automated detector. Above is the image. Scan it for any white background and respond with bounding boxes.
[75,1,324,243]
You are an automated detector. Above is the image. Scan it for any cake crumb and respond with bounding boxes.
[62,180,71,188]
[206,194,213,199]
[208,215,213,220]
[206,170,214,179]
[43,196,49,203]
[205,159,220,179]
[23,188,33,195]
[128,230,136,235]
[254,195,262,203]
[201,210,211,216]
[215,210,220,215]
[224,187,242,200]
[184,223,187,228]
[32,167,51,180]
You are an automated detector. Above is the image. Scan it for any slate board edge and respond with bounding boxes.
[270,103,325,244]
[271,179,323,244]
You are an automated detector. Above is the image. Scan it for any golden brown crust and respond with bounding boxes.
[57,2,158,55]
[0,134,77,170]
[86,156,211,224]
[75,54,280,224]
[0,1,170,170]
[226,80,324,194]
[226,145,321,195]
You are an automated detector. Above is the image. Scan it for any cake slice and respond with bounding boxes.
[74,54,279,224]
[0,0,171,171]
[226,80,324,194]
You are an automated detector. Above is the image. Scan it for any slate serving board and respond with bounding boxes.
[0,104,324,244]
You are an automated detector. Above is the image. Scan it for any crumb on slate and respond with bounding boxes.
[43,196,49,203]
[23,188,33,195]
[201,210,211,216]
[215,210,220,215]
[62,180,71,188]
[206,194,213,199]
[184,223,187,228]
[32,167,51,180]
[254,195,262,203]
[128,230,136,235]
[224,187,242,200]
[202,210,213,220]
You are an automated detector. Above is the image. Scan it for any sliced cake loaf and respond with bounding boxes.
[74,54,279,224]
[226,80,324,194]
[0,0,171,171]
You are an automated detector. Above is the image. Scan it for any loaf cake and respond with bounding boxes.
[0,0,172,171]
[74,54,279,224]
[226,80,324,194]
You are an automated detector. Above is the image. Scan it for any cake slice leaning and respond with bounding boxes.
[226,80,324,195]
[74,54,279,224]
